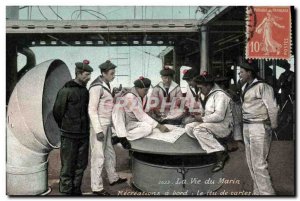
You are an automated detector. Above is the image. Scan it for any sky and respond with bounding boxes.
[18,6,202,20]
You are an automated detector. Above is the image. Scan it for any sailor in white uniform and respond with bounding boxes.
[239,61,279,195]
[113,76,170,141]
[185,72,233,172]
[88,60,127,195]
[181,68,203,125]
[148,66,184,125]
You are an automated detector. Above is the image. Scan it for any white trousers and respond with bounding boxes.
[126,121,153,141]
[185,122,225,154]
[90,125,119,192]
[232,102,243,141]
[243,123,275,195]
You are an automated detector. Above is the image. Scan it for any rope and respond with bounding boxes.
[49,6,63,20]
[71,9,108,20]
[37,6,48,20]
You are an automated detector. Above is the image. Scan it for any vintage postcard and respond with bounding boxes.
[6,5,295,196]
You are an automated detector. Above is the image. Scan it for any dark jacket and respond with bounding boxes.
[53,80,90,138]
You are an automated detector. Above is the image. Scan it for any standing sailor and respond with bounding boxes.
[53,60,93,195]
[278,62,295,107]
[88,60,127,196]
[239,60,279,195]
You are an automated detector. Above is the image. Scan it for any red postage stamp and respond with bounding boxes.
[246,6,291,60]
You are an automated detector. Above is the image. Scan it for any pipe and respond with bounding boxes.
[17,46,36,80]
[6,59,71,195]
[6,41,18,105]
[6,6,19,20]
[200,26,209,72]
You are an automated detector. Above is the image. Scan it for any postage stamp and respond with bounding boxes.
[246,6,291,60]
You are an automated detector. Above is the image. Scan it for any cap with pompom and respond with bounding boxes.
[75,59,93,72]
[182,69,198,81]
[134,76,151,88]
[239,59,258,72]
[160,65,175,76]
[99,60,117,71]
[192,71,214,84]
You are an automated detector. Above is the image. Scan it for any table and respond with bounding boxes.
[130,133,224,195]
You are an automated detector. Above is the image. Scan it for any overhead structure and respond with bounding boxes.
[6,6,249,96]
[6,7,231,50]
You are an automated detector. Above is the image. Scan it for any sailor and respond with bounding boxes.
[239,60,279,195]
[113,76,170,141]
[53,60,93,195]
[277,61,295,108]
[148,66,184,125]
[185,72,233,172]
[181,68,203,125]
[88,60,127,196]
[215,75,243,152]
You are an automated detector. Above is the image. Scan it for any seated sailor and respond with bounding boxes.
[185,72,233,172]
[215,75,243,152]
[112,76,170,142]
[148,66,184,125]
[181,68,203,125]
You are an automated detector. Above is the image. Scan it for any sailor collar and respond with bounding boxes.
[99,76,112,93]
[241,78,259,92]
[157,80,178,94]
